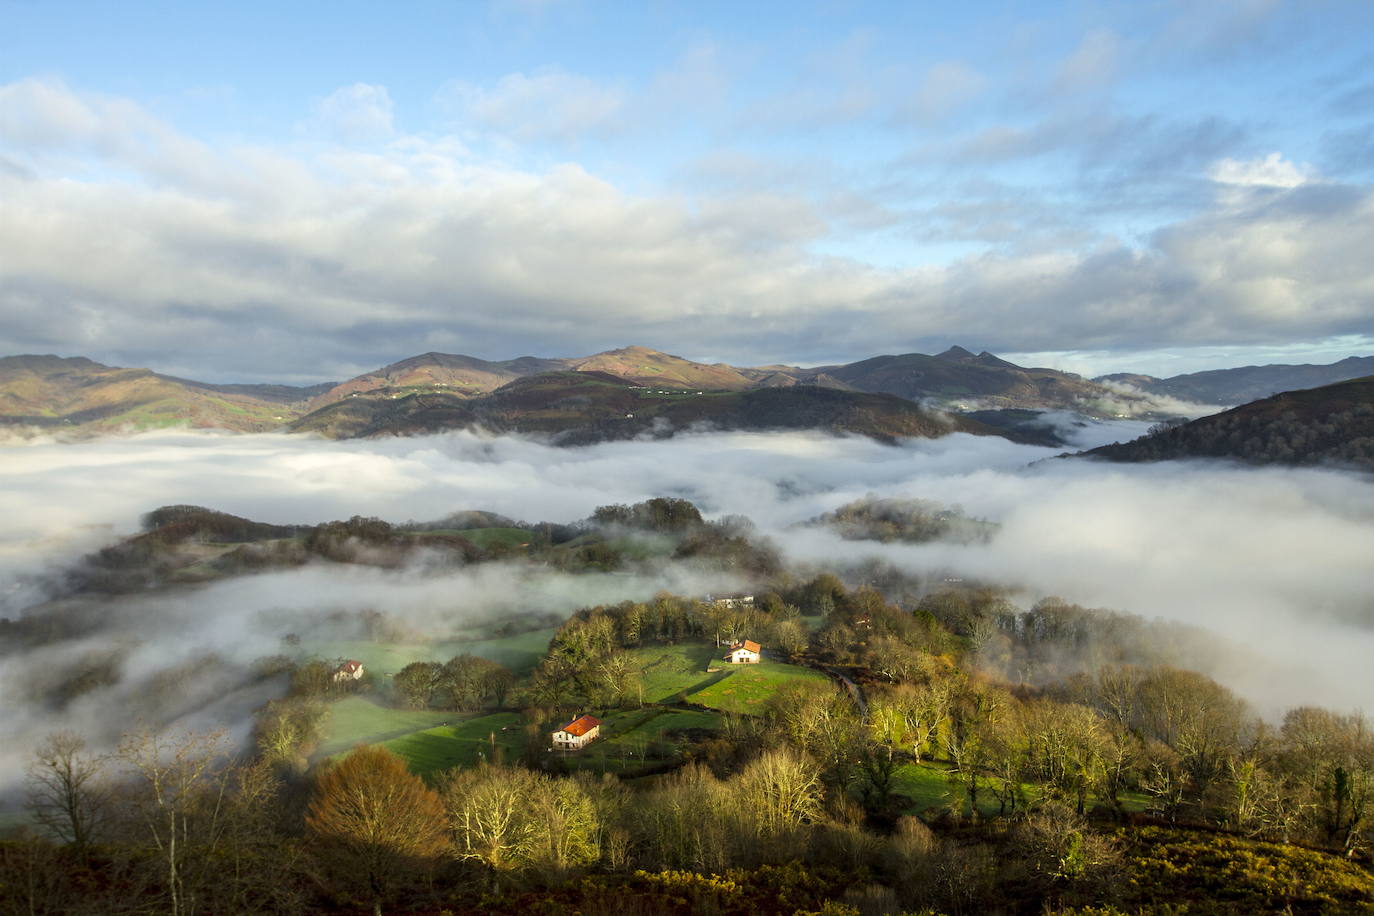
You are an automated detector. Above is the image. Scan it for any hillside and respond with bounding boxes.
[306,344,1159,417]
[292,370,1030,444]
[1082,375,1374,468]
[803,345,1142,416]
[1,344,1185,439]
[1099,354,1374,406]
[0,354,329,434]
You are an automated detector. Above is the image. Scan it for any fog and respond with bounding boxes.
[3,422,1374,795]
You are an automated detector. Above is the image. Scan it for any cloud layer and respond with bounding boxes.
[3,425,1373,734]
[1,77,1372,381]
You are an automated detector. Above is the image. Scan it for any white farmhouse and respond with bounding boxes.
[332,659,365,682]
[724,640,761,664]
[551,714,601,751]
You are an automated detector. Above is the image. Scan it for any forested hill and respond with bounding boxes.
[291,370,1032,445]
[1082,375,1374,468]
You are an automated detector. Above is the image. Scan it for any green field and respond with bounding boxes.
[630,643,830,714]
[310,626,554,680]
[687,660,829,714]
[378,712,525,774]
[418,527,533,549]
[631,643,725,701]
[316,697,456,757]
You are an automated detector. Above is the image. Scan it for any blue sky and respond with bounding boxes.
[2,0,1373,382]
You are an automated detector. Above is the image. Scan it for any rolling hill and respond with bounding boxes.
[0,354,331,434]
[1081,375,1374,468]
[291,369,1033,445]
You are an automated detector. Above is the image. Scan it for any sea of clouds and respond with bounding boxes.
[3,423,1374,796]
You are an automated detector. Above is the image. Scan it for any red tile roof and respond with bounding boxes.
[740,640,761,654]
[560,714,601,737]
[337,660,363,672]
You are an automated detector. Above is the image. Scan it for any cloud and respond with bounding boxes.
[438,69,625,143]
[1208,151,1314,188]
[1053,28,1121,93]
[0,80,1372,377]
[311,83,395,143]
[900,61,986,123]
[4,426,1374,798]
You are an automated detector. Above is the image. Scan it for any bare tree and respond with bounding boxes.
[25,731,108,856]
[115,728,231,916]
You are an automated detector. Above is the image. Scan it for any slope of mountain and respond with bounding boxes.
[0,355,329,434]
[1098,355,1374,406]
[291,369,1032,445]
[1082,376,1374,468]
[805,346,1131,415]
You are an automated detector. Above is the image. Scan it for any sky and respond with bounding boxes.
[2,0,1373,383]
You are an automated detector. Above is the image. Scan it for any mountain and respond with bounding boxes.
[1081,375,1374,468]
[800,346,1134,415]
[291,369,1034,445]
[1098,355,1374,406]
[1,344,1180,439]
[310,344,1158,418]
[307,345,776,409]
[0,355,332,434]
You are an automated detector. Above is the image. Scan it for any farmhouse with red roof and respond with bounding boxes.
[551,714,601,750]
[724,639,761,664]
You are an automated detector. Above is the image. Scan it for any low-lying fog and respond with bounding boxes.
[4,420,1374,795]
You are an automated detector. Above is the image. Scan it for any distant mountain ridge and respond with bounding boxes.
[1098,355,1374,406]
[0,354,331,433]
[16,343,1355,441]
[1081,375,1374,469]
[290,369,1034,445]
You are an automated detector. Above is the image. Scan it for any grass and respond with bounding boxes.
[309,626,554,680]
[418,527,533,549]
[379,712,525,775]
[628,642,830,714]
[316,696,455,757]
[686,659,829,715]
[631,644,724,702]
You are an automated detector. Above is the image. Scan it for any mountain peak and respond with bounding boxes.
[936,345,976,360]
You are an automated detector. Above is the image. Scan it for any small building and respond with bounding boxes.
[551,714,601,751]
[708,593,755,609]
[724,640,761,664]
[332,659,365,682]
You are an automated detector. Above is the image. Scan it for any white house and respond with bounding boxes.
[551,714,601,750]
[708,594,754,609]
[332,659,365,682]
[724,640,761,664]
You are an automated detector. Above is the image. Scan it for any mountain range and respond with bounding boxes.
[1097,355,1374,406]
[0,345,1162,438]
[2,345,1370,450]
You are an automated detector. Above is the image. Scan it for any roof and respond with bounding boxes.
[337,660,363,672]
[559,714,601,737]
[728,640,761,654]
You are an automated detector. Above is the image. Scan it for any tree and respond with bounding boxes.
[25,731,108,855]
[306,746,449,916]
[116,729,232,916]
[393,661,443,709]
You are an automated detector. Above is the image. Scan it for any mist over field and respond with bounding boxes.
[4,423,1374,795]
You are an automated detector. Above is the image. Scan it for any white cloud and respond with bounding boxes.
[312,83,395,143]
[439,69,625,143]
[1054,28,1121,93]
[1208,151,1314,188]
[1,80,1373,377]
[4,424,1374,792]
[903,60,986,122]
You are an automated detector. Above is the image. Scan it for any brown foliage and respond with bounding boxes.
[305,746,449,913]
